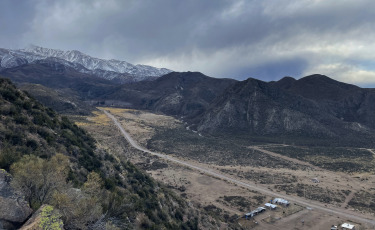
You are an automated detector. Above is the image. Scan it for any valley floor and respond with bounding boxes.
[72,107,375,230]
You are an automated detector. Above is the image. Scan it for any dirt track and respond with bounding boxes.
[102,109,375,227]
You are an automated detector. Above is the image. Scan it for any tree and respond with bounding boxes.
[10,154,69,209]
[50,172,104,230]
[82,172,103,198]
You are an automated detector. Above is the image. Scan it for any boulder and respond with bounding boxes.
[0,169,33,229]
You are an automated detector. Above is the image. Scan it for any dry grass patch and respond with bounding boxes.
[74,110,111,127]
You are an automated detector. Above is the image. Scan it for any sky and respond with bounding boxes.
[1,0,375,87]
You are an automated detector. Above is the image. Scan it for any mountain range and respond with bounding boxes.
[196,75,375,146]
[1,46,375,147]
[0,45,172,83]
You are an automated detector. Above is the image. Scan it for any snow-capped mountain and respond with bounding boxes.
[0,46,172,83]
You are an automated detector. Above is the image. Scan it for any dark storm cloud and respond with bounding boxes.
[0,0,37,48]
[230,58,309,82]
[1,0,375,86]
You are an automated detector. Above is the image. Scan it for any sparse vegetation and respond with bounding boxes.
[221,168,298,184]
[348,190,375,213]
[274,183,346,204]
[218,195,266,212]
[262,146,375,173]
[148,126,304,169]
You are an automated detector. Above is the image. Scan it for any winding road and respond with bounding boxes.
[102,109,375,227]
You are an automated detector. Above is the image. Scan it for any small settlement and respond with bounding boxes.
[243,197,287,220]
[242,197,359,230]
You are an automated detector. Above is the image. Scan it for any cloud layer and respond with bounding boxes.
[1,0,375,86]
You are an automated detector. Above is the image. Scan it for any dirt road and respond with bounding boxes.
[248,146,320,170]
[102,109,375,227]
[367,148,375,156]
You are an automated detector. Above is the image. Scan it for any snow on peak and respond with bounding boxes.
[21,45,172,78]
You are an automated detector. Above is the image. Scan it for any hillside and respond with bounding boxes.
[273,74,375,127]
[0,61,117,114]
[0,60,117,99]
[3,60,375,147]
[100,71,237,121]
[0,77,218,229]
[0,64,237,120]
[18,83,93,115]
[197,76,375,147]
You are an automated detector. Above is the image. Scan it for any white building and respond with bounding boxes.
[272,198,290,206]
[265,203,277,209]
[244,207,266,218]
[341,223,355,230]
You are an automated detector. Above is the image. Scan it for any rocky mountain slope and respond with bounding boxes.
[101,71,237,120]
[18,83,93,115]
[197,75,375,147]
[0,62,119,116]
[272,74,375,127]
[0,46,172,83]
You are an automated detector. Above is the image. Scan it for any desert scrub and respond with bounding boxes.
[39,205,64,230]
[218,195,265,211]
[262,146,375,173]
[148,126,302,169]
[348,190,375,213]
[275,183,345,204]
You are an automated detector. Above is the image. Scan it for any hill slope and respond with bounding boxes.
[0,61,118,114]
[101,71,237,120]
[273,74,375,127]
[197,76,375,147]
[0,77,218,229]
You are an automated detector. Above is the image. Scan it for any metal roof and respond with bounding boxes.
[341,223,355,229]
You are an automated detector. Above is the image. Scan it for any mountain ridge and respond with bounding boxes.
[2,56,375,147]
[196,76,375,147]
[100,71,237,119]
[0,45,172,83]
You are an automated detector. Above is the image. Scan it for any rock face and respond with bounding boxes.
[0,170,33,229]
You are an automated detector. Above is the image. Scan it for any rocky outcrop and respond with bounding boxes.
[19,205,64,230]
[0,169,33,229]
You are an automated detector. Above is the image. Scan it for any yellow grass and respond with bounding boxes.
[74,122,89,127]
[75,110,111,127]
[97,107,133,115]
